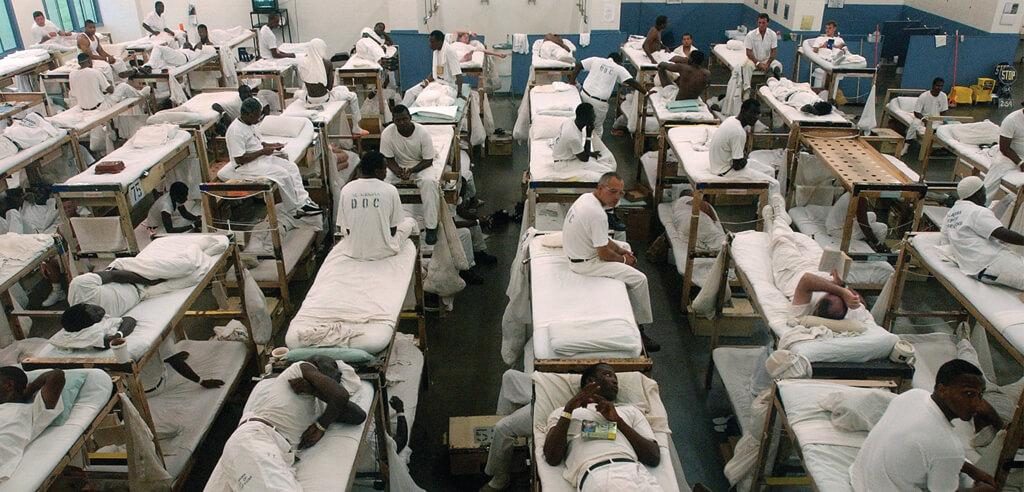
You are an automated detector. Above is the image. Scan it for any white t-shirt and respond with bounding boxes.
[432,44,462,84]
[545,404,656,485]
[355,37,386,62]
[812,35,845,49]
[68,272,142,318]
[30,20,60,43]
[258,25,278,59]
[563,192,610,261]
[338,178,404,260]
[709,117,747,175]
[580,57,631,101]
[146,193,195,230]
[68,67,109,110]
[0,390,63,480]
[851,389,964,492]
[242,362,327,445]
[1000,109,1024,159]
[744,28,778,62]
[379,123,436,168]
[552,119,585,162]
[143,11,166,32]
[914,91,948,118]
[671,45,698,58]
[20,199,58,234]
[941,199,1006,275]
[225,119,263,165]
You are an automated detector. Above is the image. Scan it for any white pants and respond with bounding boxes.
[983,154,1017,202]
[233,155,311,213]
[580,91,610,138]
[579,461,661,492]
[305,87,364,132]
[978,249,1024,291]
[147,45,191,70]
[457,228,476,268]
[767,212,822,298]
[386,167,441,229]
[569,254,654,325]
[485,370,533,489]
[204,421,299,491]
[401,83,425,107]
[754,59,783,74]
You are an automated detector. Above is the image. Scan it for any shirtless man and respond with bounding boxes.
[77,20,116,65]
[643,15,669,64]
[657,51,709,100]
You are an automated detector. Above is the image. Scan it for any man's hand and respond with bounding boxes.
[200,379,225,389]
[48,32,57,39]
[389,396,405,413]
[397,168,412,180]
[623,252,637,267]
[119,317,137,336]
[106,55,115,64]
[965,463,997,489]
[564,382,599,412]
[298,423,326,449]
[841,288,862,310]
[592,395,621,423]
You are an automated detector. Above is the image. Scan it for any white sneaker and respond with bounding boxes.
[41,286,66,307]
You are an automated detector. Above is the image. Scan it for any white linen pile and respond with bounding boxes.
[535,39,576,64]
[949,120,1000,145]
[107,234,227,298]
[5,113,63,148]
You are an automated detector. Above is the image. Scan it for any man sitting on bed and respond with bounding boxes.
[380,105,441,245]
[543,363,661,491]
[745,14,783,78]
[563,173,659,351]
[903,77,949,149]
[70,54,148,111]
[812,20,846,52]
[942,176,1024,291]
[570,53,642,138]
[851,359,998,492]
[642,15,669,64]
[982,103,1024,200]
[657,50,709,101]
[338,151,419,261]
[401,30,464,107]
[226,98,323,219]
[204,356,367,492]
[710,99,788,214]
[672,33,698,60]
[0,367,66,481]
[78,20,118,67]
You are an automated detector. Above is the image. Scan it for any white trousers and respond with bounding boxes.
[579,461,662,492]
[386,167,441,229]
[580,91,610,138]
[978,249,1024,291]
[569,256,654,325]
[234,155,311,213]
[204,421,299,492]
[401,83,425,107]
[983,154,1017,202]
[147,45,190,70]
[767,213,822,298]
[484,369,533,489]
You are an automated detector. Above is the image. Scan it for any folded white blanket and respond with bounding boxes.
[108,235,226,298]
[129,124,178,148]
[951,120,1000,146]
[48,316,121,349]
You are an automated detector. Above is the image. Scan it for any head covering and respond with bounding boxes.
[361,27,383,45]
[957,176,984,200]
[298,38,329,86]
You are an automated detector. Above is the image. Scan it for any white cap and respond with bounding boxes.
[957,176,984,200]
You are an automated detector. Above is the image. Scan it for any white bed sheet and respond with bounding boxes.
[461,50,486,70]
[148,91,241,127]
[788,206,895,286]
[210,28,255,50]
[283,94,347,127]
[0,133,68,176]
[294,380,375,491]
[218,119,314,183]
[657,203,719,287]
[649,91,717,126]
[284,240,415,355]
[238,56,301,73]
[0,234,53,288]
[63,128,191,187]
[885,96,916,127]
[529,85,581,122]
[912,232,1024,355]
[712,346,765,434]
[32,235,229,362]
[712,44,751,71]
[797,39,869,71]
[48,97,143,133]
[528,138,610,183]
[758,85,850,126]
[532,41,575,69]
[622,44,672,70]
[730,230,899,362]
[238,227,317,284]
[0,369,112,492]
[0,49,52,78]
[162,50,218,78]
[935,124,998,174]
[528,235,641,360]
[339,46,397,72]
[668,125,775,186]
[356,333,424,473]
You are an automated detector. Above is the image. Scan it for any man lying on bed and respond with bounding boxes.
[204,356,367,491]
[656,50,709,101]
[226,98,323,219]
[851,359,998,492]
[0,367,66,481]
[338,151,419,260]
[135,40,210,75]
[942,176,1024,291]
[543,363,661,491]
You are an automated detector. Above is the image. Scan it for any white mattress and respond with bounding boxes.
[294,380,375,491]
[529,86,581,122]
[0,133,68,176]
[622,44,667,70]
[460,50,486,70]
[528,235,641,360]
[528,137,612,183]
[151,340,250,479]
[650,91,717,126]
[935,124,998,173]
[123,35,175,52]
[712,346,766,433]
[758,85,850,126]
[668,125,772,186]
[730,230,899,362]
[210,28,255,49]
[339,46,398,72]
[163,51,218,78]
[238,56,301,73]
[788,206,895,286]
[885,96,916,127]
[0,369,112,492]
[32,235,229,362]
[0,49,52,78]
[235,228,317,284]
[148,91,241,127]
[355,333,424,473]
[912,232,1024,356]
[284,240,416,355]
[532,42,575,69]
[424,124,454,171]
[798,39,869,71]
[657,203,720,287]
[63,128,192,187]
[48,97,143,133]
[777,380,870,492]
[283,93,348,127]
[0,234,54,288]
[713,44,753,72]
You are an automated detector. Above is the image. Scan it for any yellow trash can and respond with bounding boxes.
[951,86,974,105]
[971,78,996,103]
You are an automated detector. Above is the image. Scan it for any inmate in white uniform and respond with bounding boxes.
[143,11,167,33]
[68,67,110,110]
[563,193,653,325]
[942,199,1024,290]
[146,45,199,71]
[549,118,615,180]
[30,20,60,44]
[545,404,660,491]
[708,117,782,200]
[0,391,63,481]
[744,28,783,72]
[484,369,533,490]
[983,108,1024,200]
[851,389,965,492]
[224,118,310,214]
[904,90,949,141]
[258,24,278,59]
[67,272,142,318]
[402,43,462,106]
[764,209,831,317]
[825,192,888,242]
[337,178,417,260]
[144,193,199,233]
[379,122,440,229]
[579,57,632,137]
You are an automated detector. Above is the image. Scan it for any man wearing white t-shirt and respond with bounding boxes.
[543,363,661,491]
[141,1,175,37]
[338,151,419,260]
[744,14,782,76]
[709,99,787,210]
[562,173,659,351]
[0,366,65,481]
[983,105,1024,200]
[672,33,698,60]
[942,176,1024,290]
[811,20,846,52]
[914,77,949,121]
[205,357,367,491]
[571,53,642,138]
[259,14,294,59]
[29,11,70,45]
[145,181,201,235]
[552,104,602,165]
[402,30,464,107]
[851,359,997,492]
[380,105,441,245]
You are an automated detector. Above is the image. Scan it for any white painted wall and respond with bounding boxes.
[11,0,45,47]
[987,0,1024,33]
[905,0,1008,31]
[423,0,620,45]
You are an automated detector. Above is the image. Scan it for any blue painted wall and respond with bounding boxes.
[620,2,748,51]
[902,33,1018,89]
[510,31,623,95]
[902,6,988,36]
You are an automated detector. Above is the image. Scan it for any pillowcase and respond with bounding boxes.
[818,389,896,432]
[798,315,867,334]
[53,370,89,425]
[259,115,308,138]
[147,111,205,126]
[284,346,376,365]
[530,115,564,140]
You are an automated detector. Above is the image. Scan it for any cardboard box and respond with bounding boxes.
[617,206,652,242]
[449,416,528,476]
[689,298,759,337]
[489,135,513,156]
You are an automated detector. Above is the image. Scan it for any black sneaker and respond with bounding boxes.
[607,212,627,232]
[295,207,324,218]
[301,202,322,213]
[459,268,484,285]
[474,251,498,265]
[771,66,782,80]
[425,228,438,245]
[640,328,661,353]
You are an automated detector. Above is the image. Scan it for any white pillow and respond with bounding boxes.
[818,389,896,432]
[259,115,308,138]
[530,115,564,140]
[952,120,1000,146]
[147,111,204,126]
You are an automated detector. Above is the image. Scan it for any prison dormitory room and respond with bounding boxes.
[2,0,1024,491]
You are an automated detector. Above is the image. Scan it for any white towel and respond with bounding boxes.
[579,32,591,47]
[512,33,529,54]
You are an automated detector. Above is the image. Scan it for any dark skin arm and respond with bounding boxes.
[100,317,137,348]
[642,27,664,63]
[390,396,408,452]
[1001,135,1022,167]
[142,23,161,36]
[23,369,65,409]
[544,382,599,466]
[962,461,997,491]
[455,74,465,101]
[592,395,660,466]
[78,35,115,63]
[574,123,601,162]
[270,48,295,59]
[543,34,572,54]
[850,196,885,251]
[991,226,1024,245]
[235,142,283,166]
[292,363,367,449]
[164,351,224,388]
[96,270,161,286]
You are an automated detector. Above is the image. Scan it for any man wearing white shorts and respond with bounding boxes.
[943,176,1024,290]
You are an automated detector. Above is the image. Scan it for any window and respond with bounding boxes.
[0,0,21,55]
[44,0,102,32]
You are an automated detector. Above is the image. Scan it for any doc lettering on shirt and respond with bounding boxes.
[350,192,383,210]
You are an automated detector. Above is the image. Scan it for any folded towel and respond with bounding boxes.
[579,32,590,47]
[512,33,529,54]
[129,124,178,148]
[666,99,701,110]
